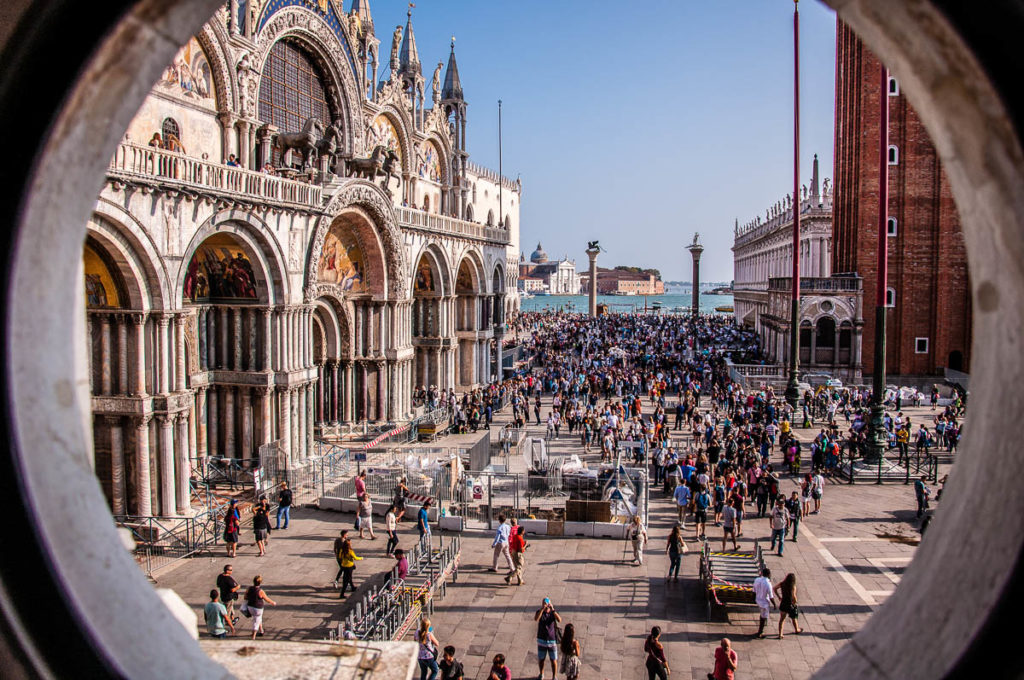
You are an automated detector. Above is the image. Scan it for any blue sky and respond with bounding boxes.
[377,0,838,282]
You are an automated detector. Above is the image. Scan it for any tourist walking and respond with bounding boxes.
[721,500,738,551]
[811,470,825,514]
[694,484,711,540]
[385,504,399,556]
[773,573,804,638]
[505,525,527,585]
[489,514,514,573]
[357,492,375,539]
[215,564,239,621]
[769,498,791,556]
[243,575,276,639]
[800,473,813,517]
[354,469,367,499]
[534,598,562,680]
[204,589,234,639]
[253,501,271,556]
[709,638,738,680]
[414,617,440,680]
[786,491,802,542]
[914,475,931,519]
[333,529,349,584]
[673,481,691,526]
[223,500,240,557]
[644,626,671,680]
[418,499,432,552]
[666,524,686,581]
[753,567,774,638]
[630,514,649,566]
[337,538,362,599]
[393,478,409,522]
[559,623,582,680]
[275,481,292,529]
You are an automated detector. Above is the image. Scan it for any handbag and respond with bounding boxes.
[555,624,563,644]
[240,602,251,618]
[354,515,361,530]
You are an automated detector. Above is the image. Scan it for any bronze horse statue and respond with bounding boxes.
[273,117,323,169]
[348,145,387,181]
[315,120,343,174]
[380,148,401,193]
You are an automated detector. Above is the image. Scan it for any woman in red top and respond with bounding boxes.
[504,525,527,585]
[644,626,669,680]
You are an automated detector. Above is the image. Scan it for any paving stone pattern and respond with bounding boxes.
[157,404,952,679]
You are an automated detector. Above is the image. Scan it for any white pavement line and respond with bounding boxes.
[801,525,878,607]
[818,537,891,543]
[867,557,913,586]
[866,590,894,597]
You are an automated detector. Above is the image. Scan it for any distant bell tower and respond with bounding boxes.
[442,37,468,219]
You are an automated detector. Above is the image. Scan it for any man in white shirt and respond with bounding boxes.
[489,514,514,573]
[753,567,774,638]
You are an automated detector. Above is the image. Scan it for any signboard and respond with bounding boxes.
[472,485,483,500]
[354,452,367,462]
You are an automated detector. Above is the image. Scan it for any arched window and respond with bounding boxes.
[887,217,898,236]
[888,76,900,96]
[888,145,899,165]
[486,209,494,226]
[886,287,896,307]
[161,117,181,151]
[504,214,513,231]
[258,40,332,164]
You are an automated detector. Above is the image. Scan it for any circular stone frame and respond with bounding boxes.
[0,0,1021,678]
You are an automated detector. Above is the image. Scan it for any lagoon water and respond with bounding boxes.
[519,293,734,314]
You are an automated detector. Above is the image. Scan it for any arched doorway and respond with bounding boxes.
[454,257,482,388]
[412,248,449,395]
[312,296,352,429]
[814,316,837,364]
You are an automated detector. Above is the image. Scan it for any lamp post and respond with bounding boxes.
[866,62,890,464]
[784,0,802,410]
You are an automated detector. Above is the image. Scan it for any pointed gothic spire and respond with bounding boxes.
[399,5,421,77]
[442,37,464,101]
[351,0,373,27]
[811,152,820,199]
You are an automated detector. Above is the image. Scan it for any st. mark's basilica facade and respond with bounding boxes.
[84,0,521,518]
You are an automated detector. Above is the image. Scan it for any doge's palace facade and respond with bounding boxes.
[84,0,521,517]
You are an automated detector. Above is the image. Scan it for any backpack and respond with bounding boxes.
[696,492,710,510]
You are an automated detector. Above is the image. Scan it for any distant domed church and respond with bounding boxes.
[518,242,578,294]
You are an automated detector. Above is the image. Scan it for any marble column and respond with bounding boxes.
[99,315,112,395]
[133,415,153,516]
[205,307,216,369]
[233,307,243,371]
[297,384,307,457]
[195,386,207,464]
[280,388,292,462]
[175,412,190,515]
[157,314,171,394]
[157,414,175,516]
[307,383,315,454]
[284,309,293,371]
[132,314,147,396]
[262,309,273,372]
[219,307,229,369]
[361,363,369,422]
[259,387,274,446]
[344,362,354,422]
[331,362,340,423]
[107,416,126,516]
[174,313,186,392]
[376,361,385,421]
[241,387,253,461]
[117,315,129,393]
[207,386,219,457]
[224,386,235,459]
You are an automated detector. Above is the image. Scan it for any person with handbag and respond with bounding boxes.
[414,617,440,680]
[644,626,670,679]
[559,622,582,680]
[242,575,276,640]
[337,538,361,599]
[773,573,804,638]
[357,493,375,539]
[534,598,562,680]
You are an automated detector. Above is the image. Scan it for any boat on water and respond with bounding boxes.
[714,305,735,313]
[651,301,663,311]
[520,292,534,299]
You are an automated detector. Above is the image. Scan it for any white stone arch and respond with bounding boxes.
[492,261,506,295]
[312,293,353,361]
[253,7,361,157]
[92,199,173,310]
[454,247,486,294]
[196,20,235,114]
[309,180,409,300]
[409,241,453,299]
[176,208,290,305]
[422,132,454,186]
[369,105,415,174]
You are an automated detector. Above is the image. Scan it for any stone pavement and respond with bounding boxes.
[155,402,952,678]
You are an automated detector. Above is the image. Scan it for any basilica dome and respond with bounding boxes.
[530,242,548,264]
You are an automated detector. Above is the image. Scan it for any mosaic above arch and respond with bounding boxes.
[183,233,258,302]
[368,114,403,164]
[317,222,367,293]
[417,141,442,182]
[83,243,123,309]
[157,36,216,110]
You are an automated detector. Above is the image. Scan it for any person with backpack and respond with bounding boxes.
[694,485,712,540]
[223,500,240,557]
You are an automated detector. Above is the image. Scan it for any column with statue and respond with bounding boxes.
[586,241,600,317]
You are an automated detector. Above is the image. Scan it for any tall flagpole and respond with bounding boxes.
[784,0,802,410]
[498,100,503,228]
[867,63,890,465]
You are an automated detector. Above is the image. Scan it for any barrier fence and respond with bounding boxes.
[113,512,220,577]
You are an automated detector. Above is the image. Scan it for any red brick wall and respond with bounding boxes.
[832,20,972,377]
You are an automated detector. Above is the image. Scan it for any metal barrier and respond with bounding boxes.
[330,464,456,507]
[342,533,461,641]
[202,456,258,490]
[113,512,220,578]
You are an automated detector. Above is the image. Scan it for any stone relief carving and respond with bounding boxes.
[236,51,259,119]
